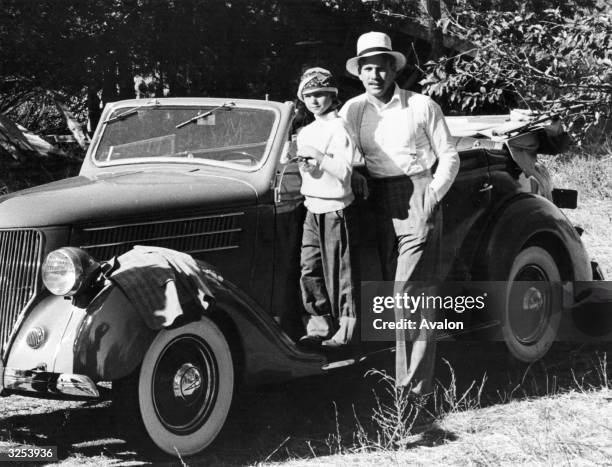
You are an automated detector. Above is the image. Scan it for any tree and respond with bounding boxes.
[417,4,611,143]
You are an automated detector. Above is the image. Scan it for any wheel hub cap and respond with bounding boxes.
[173,363,202,399]
[522,287,544,313]
[153,336,219,434]
[509,263,552,344]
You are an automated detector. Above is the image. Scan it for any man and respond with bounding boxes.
[340,31,459,395]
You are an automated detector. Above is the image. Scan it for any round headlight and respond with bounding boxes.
[42,248,99,296]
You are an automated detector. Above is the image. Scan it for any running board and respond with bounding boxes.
[322,359,356,370]
[322,346,395,371]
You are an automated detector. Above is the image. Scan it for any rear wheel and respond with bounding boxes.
[503,246,562,362]
[121,317,234,457]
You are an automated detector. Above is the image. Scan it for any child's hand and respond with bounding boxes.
[298,160,315,172]
[298,145,324,164]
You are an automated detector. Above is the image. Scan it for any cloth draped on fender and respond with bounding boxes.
[109,245,217,330]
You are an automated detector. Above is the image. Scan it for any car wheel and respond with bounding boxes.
[502,246,562,362]
[137,317,234,457]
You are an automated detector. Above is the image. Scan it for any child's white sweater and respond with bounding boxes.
[297,115,360,214]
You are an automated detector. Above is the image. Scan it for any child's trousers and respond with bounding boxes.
[300,204,359,339]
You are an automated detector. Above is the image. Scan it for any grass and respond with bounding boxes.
[4,351,607,466]
[282,389,612,467]
[264,353,612,467]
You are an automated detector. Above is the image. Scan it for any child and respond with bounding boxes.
[295,67,361,348]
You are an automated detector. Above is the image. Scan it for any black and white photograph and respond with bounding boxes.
[0,0,611,465]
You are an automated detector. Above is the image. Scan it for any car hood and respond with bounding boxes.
[0,170,258,228]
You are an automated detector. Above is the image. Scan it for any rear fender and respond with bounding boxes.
[474,194,591,281]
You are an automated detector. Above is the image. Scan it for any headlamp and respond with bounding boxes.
[41,247,100,296]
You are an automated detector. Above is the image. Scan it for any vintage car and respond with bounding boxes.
[0,98,602,457]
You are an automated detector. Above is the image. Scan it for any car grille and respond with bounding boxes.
[77,212,243,260]
[0,229,43,350]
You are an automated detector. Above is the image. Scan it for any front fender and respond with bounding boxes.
[5,257,325,392]
[77,261,324,385]
[73,283,157,380]
[3,283,155,385]
[477,194,591,281]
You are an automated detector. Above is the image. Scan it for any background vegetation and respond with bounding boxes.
[0,0,610,190]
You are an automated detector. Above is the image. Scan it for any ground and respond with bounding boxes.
[1,342,611,466]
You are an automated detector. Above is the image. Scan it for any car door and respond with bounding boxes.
[270,158,306,338]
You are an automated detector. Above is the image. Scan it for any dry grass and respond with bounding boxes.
[270,388,612,467]
[540,146,612,278]
[264,351,612,467]
[1,350,610,466]
[562,200,612,278]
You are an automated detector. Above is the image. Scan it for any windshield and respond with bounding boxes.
[94,105,277,168]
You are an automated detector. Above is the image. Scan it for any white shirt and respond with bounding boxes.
[340,86,459,202]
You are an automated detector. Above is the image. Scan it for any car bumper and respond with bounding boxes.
[0,363,100,399]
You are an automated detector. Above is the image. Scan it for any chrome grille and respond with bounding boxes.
[78,212,243,259]
[0,229,43,349]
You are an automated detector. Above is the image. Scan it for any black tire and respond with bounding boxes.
[502,246,562,362]
[129,317,234,457]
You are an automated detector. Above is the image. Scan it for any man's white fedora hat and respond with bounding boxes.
[346,31,407,76]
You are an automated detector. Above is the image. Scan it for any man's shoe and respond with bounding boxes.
[321,338,345,349]
[298,335,325,348]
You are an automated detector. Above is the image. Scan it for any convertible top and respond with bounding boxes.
[446,114,510,137]
[447,110,569,155]
[446,110,561,139]
[447,110,571,201]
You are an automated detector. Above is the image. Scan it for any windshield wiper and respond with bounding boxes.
[175,101,235,129]
[102,99,161,125]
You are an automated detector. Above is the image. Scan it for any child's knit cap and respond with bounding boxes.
[297,67,338,102]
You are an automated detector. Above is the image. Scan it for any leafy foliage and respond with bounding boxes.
[419,5,612,143]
